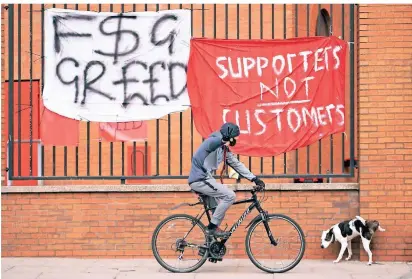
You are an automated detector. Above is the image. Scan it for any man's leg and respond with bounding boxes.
[190,178,236,236]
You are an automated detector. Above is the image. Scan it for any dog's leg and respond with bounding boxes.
[361,237,373,265]
[345,240,352,261]
[333,240,348,264]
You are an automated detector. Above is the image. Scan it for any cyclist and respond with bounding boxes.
[188,122,266,238]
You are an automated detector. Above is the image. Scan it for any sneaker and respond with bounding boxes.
[206,227,230,239]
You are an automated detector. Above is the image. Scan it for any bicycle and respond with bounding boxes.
[151,186,306,273]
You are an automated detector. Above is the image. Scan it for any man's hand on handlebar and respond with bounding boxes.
[252,177,265,192]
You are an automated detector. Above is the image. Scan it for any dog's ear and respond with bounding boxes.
[326,228,335,243]
[330,229,335,243]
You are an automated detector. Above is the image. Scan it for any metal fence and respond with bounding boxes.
[5,4,357,184]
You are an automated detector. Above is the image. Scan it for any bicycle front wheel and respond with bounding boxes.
[151,214,209,273]
[245,214,305,273]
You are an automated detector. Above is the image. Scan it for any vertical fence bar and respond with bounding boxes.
[110,141,113,176]
[319,141,322,173]
[144,141,148,175]
[155,4,160,176]
[214,4,216,38]
[30,4,33,176]
[41,145,44,176]
[97,4,102,177]
[248,4,252,171]
[318,4,322,175]
[122,141,125,177]
[272,4,275,174]
[349,4,355,176]
[225,4,228,39]
[64,146,67,176]
[53,146,56,176]
[109,1,114,177]
[167,3,171,176]
[237,4,239,39]
[283,4,287,174]
[190,4,194,160]
[17,5,21,176]
[168,115,171,175]
[41,4,45,178]
[8,4,15,181]
[342,4,345,174]
[87,122,90,176]
[260,4,264,174]
[306,4,310,174]
[133,141,136,175]
[202,4,204,37]
[330,4,334,175]
[179,3,183,176]
[283,4,287,38]
[52,4,56,177]
[120,0,125,181]
[75,4,79,177]
[76,145,79,176]
[295,4,299,174]
[99,141,102,176]
[295,4,298,37]
[235,4,241,183]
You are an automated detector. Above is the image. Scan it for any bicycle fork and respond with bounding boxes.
[259,209,278,246]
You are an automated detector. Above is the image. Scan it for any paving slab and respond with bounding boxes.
[1,258,411,279]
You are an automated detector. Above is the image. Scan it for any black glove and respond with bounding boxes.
[222,135,231,142]
[252,177,265,191]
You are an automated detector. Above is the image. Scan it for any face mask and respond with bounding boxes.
[229,138,236,146]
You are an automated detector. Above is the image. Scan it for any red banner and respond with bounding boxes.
[40,106,79,146]
[99,121,147,142]
[187,36,347,157]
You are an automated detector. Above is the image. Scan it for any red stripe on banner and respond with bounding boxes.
[40,106,79,146]
[99,121,147,142]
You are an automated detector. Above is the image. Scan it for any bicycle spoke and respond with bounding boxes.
[246,214,305,273]
[152,215,208,273]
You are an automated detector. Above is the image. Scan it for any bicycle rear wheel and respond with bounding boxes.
[151,214,209,273]
[245,214,305,273]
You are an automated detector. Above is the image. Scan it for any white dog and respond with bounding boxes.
[321,216,385,265]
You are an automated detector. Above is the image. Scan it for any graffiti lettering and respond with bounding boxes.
[94,14,139,65]
[53,15,95,53]
[150,14,178,55]
[44,8,191,122]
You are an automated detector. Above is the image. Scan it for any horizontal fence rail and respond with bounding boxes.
[4,4,357,184]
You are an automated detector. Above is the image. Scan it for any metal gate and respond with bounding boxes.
[4,4,357,184]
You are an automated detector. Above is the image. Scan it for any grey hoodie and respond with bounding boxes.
[188,131,256,184]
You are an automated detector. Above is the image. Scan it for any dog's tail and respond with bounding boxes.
[355,216,367,226]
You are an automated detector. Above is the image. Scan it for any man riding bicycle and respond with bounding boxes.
[188,122,266,239]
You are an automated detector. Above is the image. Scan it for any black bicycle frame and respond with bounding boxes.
[195,190,277,246]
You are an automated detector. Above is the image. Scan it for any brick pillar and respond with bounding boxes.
[359,4,412,262]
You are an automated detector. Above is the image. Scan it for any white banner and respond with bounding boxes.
[43,8,191,122]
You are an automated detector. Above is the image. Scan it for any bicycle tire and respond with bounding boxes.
[245,213,306,273]
[151,214,209,273]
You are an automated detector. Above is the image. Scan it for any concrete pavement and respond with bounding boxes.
[2,258,412,279]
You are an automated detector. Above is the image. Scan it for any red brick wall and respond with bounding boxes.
[358,4,412,262]
[2,191,359,259]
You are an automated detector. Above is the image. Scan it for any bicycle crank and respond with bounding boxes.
[208,241,227,260]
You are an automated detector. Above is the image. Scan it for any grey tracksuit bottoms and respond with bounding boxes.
[190,178,236,226]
